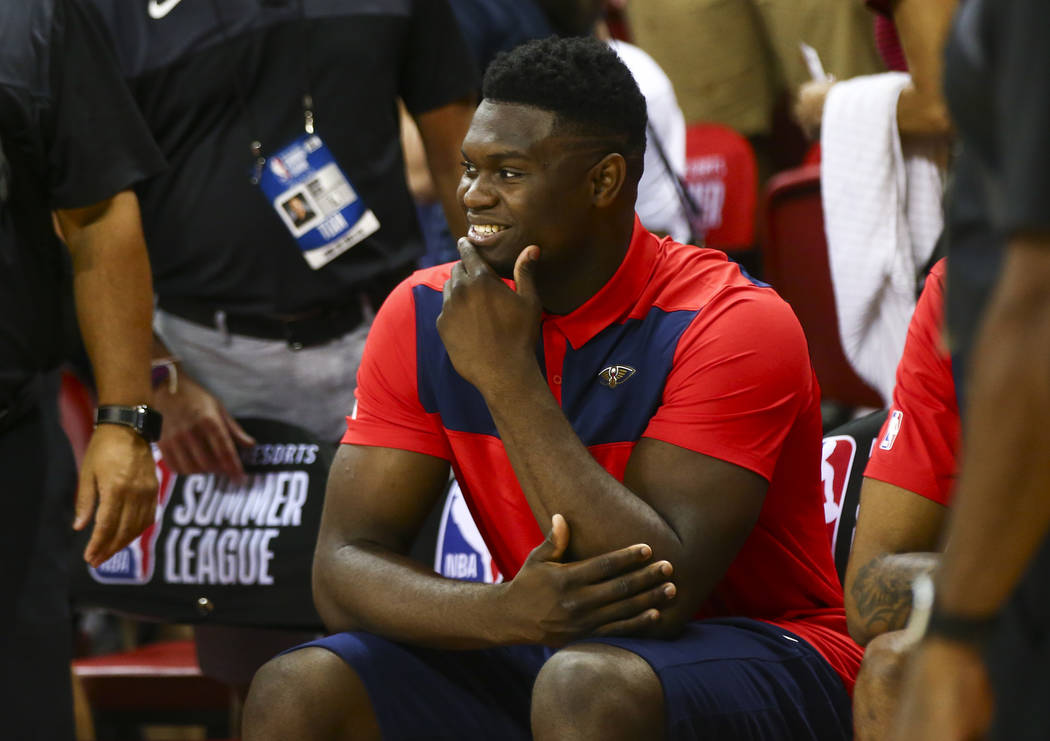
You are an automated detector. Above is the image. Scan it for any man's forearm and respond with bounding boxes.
[313,541,516,650]
[847,552,940,645]
[416,99,474,240]
[61,192,153,406]
[483,371,683,565]
[935,240,1050,616]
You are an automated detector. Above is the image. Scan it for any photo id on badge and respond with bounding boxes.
[258,133,380,269]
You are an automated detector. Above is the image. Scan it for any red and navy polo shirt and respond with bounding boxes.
[345,218,863,690]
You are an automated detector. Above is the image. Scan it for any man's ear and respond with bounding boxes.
[590,153,627,207]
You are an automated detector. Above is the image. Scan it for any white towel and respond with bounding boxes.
[821,72,945,405]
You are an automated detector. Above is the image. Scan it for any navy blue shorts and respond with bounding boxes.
[288,618,852,740]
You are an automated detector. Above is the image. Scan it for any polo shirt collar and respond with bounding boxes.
[545,216,659,350]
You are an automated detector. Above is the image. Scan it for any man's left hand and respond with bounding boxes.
[437,238,543,394]
[73,423,159,567]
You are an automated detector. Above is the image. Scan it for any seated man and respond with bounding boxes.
[243,37,861,741]
[842,258,959,739]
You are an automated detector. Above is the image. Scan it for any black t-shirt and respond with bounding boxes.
[0,0,164,405]
[942,0,1049,405]
[89,0,478,316]
[944,0,1050,237]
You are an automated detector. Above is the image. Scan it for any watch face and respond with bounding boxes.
[138,405,163,442]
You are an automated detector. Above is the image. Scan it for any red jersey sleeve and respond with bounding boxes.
[342,277,452,460]
[864,260,958,505]
[643,286,814,481]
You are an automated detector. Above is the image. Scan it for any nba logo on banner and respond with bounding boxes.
[435,482,501,584]
[821,435,858,553]
[90,449,177,585]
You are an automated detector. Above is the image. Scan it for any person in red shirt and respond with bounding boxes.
[243,36,860,741]
[842,258,960,739]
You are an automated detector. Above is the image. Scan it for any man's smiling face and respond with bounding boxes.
[457,100,603,279]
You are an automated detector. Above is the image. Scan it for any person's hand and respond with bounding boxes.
[890,636,993,741]
[794,78,835,140]
[502,514,676,646]
[74,423,159,567]
[437,239,543,395]
[151,370,256,479]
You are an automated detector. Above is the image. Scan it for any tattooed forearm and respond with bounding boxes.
[849,553,939,643]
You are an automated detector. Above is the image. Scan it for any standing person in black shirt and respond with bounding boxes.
[86,0,478,696]
[0,0,166,737]
[893,0,1050,738]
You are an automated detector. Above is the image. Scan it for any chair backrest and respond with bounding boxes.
[683,122,757,251]
[761,164,883,409]
[821,409,888,582]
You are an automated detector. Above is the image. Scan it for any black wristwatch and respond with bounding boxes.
[95,404,163,443]
[904,573,999,647]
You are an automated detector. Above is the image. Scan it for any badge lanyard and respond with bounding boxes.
[207,0,313,183]
[209,0,380,269]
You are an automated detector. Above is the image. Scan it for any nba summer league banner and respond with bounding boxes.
[71,418,333,630]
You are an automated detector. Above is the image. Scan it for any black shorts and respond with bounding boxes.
[287,617,852,740]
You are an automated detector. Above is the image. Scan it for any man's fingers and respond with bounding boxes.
[206,417,245,479]
[575,559,674,610]
[585,579,676,627]
[158,439,191,475]
[73,471,97,531]
[181,429,223,473]
[223,409,257,449]
[562,542,656,587]
[528,513,570,564]
[590,609,663,639]
[513,244,540,298]
[84,485,119,566]
[456,237,490,275]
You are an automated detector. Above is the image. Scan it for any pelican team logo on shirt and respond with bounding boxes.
[598,365,636,388]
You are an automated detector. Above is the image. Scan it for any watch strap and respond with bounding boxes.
[95,404,163,443]
[926,609,999,647]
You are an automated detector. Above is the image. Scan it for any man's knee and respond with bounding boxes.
[531,644,663,740]
[243,646,379,741]
[858,630,915,691]
[854,630,916,741]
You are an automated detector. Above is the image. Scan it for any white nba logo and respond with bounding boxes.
[879,410,904,451]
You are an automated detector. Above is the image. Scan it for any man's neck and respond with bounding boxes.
[535,225,633,316]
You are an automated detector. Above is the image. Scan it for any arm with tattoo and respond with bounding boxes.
[848,552,939,643]
[843,478,948,645]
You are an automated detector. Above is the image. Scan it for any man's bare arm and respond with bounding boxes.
[892,238,1050,741]
[933,238,1050,618]
[414,97,475,239]
[893,0,957,137]
[55,190,158,566]
[312,444,676,648]
[844,477,947,644]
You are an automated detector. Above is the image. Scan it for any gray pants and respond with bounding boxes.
[154,307,372,443]
[154,306,373,687]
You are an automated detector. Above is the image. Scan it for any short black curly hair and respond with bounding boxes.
[482,36,647,181]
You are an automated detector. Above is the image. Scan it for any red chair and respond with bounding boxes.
[73,639,234,739]
[683,122,758,252]
[761,164,883,411]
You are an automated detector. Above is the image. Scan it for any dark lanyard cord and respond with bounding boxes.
[207,0,314,182]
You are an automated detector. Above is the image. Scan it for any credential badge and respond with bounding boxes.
[598,365,636,388]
